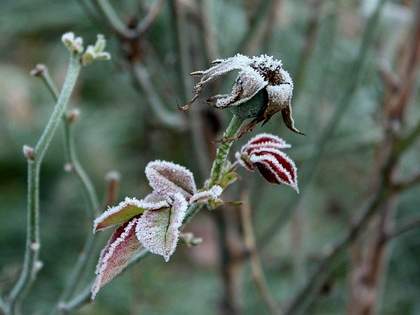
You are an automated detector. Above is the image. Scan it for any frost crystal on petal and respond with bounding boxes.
[250,148,298,193]
[92,218,141,299]
[136,193,188,262]
[236,133,299,192]
[190,185,223,204]
[208,67,268,109]
[93,196,169,232]
[145,160,197,199]
[184,54,252,109]
[243,133,291,153]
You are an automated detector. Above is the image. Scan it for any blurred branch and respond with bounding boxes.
[285,2,420,311]
[260,0,283,51]
[283,155,393,315]
[130,62,186,130]
[87,0,186,130]
[5,55,82,315]
[258,0,388,248]
[31,65,101,315]
[294,0,324,92]
[197,0,219,62]
[169,0,211,176]
[240,192,281,315]
[392,171,420,193]
[0,297,6,314]
[236,0,273,54]
[383,215,420,242]
[93,0,136,39]
[136,0,165,35]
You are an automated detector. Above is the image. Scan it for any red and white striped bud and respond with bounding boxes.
[236,133,298,192]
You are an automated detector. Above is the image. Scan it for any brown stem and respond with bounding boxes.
[239,191,281,315]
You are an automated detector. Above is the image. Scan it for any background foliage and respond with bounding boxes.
[0,0,419,314]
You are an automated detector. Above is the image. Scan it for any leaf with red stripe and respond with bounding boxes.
[92,218,141,299]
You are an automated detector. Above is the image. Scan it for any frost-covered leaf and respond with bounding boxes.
[92,218,140,299]
[94,197,169,232]
[135,193,188,261]
[190,185,223,204]
[145,160,197,199]
[219,170,239,189]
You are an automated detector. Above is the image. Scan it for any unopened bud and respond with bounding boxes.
[105,170,121,183]
[30,64,47,77]
[180,233,203,247]
[81,34,111,66]
[23,145,35,161]
[62,32,84,54]
[34,260,44,272]
[64,163,74,173]
[30,242,40,251]
[66,109,81,123]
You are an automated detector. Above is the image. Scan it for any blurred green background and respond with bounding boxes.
[0,0,419,314]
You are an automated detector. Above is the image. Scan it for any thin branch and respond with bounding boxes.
[93,0,136,39]
[32,65,101,314]
[169,0,212,176]
[235,0,273,54]
[0,297,6,315]
[383,216,420,242]
[293,0,323,92]
[240,192,281,315]
[283,176,391,315]
[6,54,82,315]
[130,62,186,130]
[136,0,165,35]
[392,170,420,193]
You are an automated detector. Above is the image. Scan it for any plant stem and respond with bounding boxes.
[6,54,81,315]
[93,0,136,38]
[130,62,185,130]
[33,66,101,314]
[209,115,244,186]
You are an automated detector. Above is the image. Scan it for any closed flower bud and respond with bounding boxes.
[236,133,298,193]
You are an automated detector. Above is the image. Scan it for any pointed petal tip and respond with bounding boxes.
[190,70,204,76]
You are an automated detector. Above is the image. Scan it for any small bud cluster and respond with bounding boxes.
[61,32,111,66]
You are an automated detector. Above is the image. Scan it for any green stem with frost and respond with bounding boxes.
[5,54,81,315]
[34,67,101,314]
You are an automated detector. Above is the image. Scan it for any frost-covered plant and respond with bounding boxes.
[90,54,302,300]
[92,161,222,298]
[182,54,303,138]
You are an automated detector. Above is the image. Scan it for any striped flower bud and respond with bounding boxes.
[236,133,298,193]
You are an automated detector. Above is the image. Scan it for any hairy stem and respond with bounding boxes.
[209,115,244,186]
[35,68,101,314]
[6,54,81,315]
